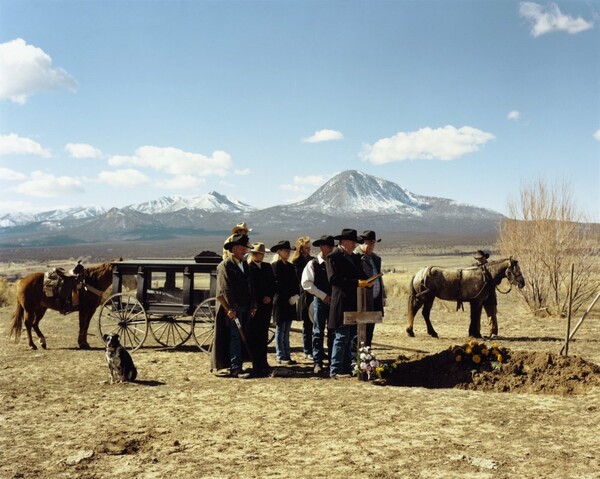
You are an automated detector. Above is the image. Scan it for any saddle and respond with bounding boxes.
[43,262,85,314]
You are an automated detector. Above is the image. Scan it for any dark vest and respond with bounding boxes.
[311,258,331,296]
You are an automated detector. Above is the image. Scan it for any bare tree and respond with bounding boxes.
[499,178,599,316]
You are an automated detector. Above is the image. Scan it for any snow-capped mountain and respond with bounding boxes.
[0,206,107,228]
[292,170,430,216]
[123,191,254,214]
[0,171,504,247]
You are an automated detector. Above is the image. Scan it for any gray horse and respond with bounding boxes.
[407,258,525,338]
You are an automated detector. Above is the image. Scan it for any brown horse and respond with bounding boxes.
[407,258,525,338]
[9,259,121,350]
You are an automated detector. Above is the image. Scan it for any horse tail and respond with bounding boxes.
[9,301,24,342]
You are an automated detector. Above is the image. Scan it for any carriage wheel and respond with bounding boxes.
[192,298,217,353]
[98,293,148,352]
[268,323,276,344]
[149,316,193,348]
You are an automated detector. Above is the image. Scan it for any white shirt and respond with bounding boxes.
[301,254,328,301]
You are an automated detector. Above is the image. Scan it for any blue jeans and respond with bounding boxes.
[330,325,357,376]
[302,314,313,356]
[312,298,329,366]
[229,307,248,371]
[275,320,292,361]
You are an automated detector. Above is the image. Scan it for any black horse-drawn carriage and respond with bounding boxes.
[97,253,221,351]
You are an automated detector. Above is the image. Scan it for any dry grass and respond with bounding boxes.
[0,276,14,308]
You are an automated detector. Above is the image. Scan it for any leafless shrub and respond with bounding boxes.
[499,179,600,316]
[0,277,14,307]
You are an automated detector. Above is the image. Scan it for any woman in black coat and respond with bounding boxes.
[291,236,314,359]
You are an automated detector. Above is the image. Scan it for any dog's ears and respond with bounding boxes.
[102,334,109,342]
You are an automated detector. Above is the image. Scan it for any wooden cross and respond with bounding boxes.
[343,287,382,379]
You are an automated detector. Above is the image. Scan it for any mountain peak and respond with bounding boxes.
[293,170,429,216]
[123,192,254,214]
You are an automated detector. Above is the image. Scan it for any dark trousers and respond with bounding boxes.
[247,303,272,372]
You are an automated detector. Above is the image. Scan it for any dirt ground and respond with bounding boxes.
[1,263,600,479]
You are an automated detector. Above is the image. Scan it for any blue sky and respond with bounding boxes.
[0,0,598,218]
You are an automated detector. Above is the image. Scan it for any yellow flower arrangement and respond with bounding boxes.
[450,340,509,369]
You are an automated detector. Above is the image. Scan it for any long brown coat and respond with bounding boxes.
[211,257,254,371]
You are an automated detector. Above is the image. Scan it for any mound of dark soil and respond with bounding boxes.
[385,349,600,395]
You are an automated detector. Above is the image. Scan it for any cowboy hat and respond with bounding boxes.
[312,235,335,247]
[473,250,490,260]
[223,234,250,251]
[358,230,381,243]
[270,240,295,252]
[249,242,267,254]
[231,222,252,234]
[333,228,359,242]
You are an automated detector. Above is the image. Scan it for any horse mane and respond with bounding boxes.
[84,258,122,283]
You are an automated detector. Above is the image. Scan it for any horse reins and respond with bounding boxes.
[83,281,104,297]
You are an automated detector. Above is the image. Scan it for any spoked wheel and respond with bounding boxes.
[98,293,148,351]
[192,297,217,352]
[268,323,276,344]
[149,316,193,348]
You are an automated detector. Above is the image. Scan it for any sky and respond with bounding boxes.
[0,0,599,219]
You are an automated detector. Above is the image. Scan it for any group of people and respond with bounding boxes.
[211,223,386,379]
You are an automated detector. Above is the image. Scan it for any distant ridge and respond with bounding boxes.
[0,170,504,246]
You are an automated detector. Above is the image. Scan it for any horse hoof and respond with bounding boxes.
[406,329,415,338]
[78,343,91,350]
[28,345,38,351]
[40,343,47,350]
[429,332,439,338]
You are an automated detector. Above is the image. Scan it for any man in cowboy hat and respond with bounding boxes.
[211,233,256,378]
[301,234,335,374]
[357,230,386,347]
[472,249,498,337]
[231,222,252,235]
[246,242,275,376]
[473,250,490,266]
[326,228,372,378]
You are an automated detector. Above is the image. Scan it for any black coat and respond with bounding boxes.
[326,246,367,330]
[292,254,313,322]
[359,252,386,316]
[272,260,299,323]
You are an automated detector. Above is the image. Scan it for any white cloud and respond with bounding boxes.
[108,146,233,176]
[219,180,235,188]
[593,129,600,141]
[14,171,84,197]
[65,143,103,159]
[0,133,51,157]
[0,167,26,180]
[302,129,344,143]
[98,169,150,188]
[234,168,251,176]
[361,125,495,164]
[156,175,206,189]
[0,38,77,104]
[519,2,594,37]
[507,110,521,121]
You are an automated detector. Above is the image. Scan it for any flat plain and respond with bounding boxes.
[1,247,599,479]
